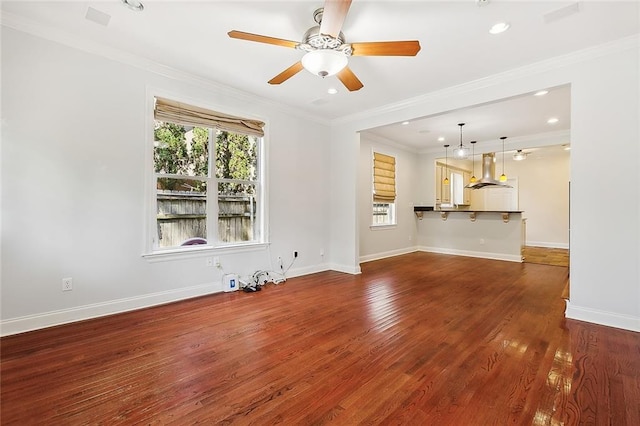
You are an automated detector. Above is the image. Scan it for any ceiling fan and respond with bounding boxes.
[228,0,421,92]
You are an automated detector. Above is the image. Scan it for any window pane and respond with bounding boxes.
[154,121,209,176]
[372,202,395,225]
[218,182,257,243]
[215,131,258,181]
[373,203,390,225]
[156,177,207,248]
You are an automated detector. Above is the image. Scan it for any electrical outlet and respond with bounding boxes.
[480,238,485,245]
[206,257,214,267]
[277,256,283,269]
[213,257,221,269]
[213,256,222,269]
[62,277,73,291]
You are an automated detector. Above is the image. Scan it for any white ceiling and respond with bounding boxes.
[2,1,638,150]
[366,84,572,153]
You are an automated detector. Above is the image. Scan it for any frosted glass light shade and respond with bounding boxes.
[513,150,527,161]
[453,146,469,159]
[302,50,348,77]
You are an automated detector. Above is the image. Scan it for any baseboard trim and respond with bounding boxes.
[0,282,222,337]
[285,264,331,279]
[359,246,418,263]
[328,263,362,275]
[418,246,523,263]
[565,301,640,332]
[0,265,345,337]
[526,241,570,249]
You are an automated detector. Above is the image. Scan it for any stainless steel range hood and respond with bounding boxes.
[466,153,511,189]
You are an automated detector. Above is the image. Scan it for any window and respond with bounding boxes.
[150,97,265,251]
[372,151,396,226]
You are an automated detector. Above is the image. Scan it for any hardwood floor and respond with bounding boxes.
[522,246,569,267]
[2,252,639,425]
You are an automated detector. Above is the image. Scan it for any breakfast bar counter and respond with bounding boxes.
[413,207,524,262]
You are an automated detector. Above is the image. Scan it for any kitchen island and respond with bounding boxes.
[414,207,524,262]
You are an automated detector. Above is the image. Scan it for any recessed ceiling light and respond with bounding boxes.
[563,145,571,151]
[489,22,510,35]
[438,137,445,142]
[547,117,559,124]
[121,0,144,11]
[401,121,410,125]
[327,87,338,95]
[534,90,549,96]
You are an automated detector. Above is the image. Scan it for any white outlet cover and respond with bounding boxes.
[62,277,73,291]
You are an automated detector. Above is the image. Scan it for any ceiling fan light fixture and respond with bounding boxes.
[121,0,144,11]
[301,50,348,77]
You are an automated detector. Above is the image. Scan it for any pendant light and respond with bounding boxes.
[499,136,508,182]
[443,144,450,184]
[453,123,469,159]
[470,140,477,183]
[513,149,527,161]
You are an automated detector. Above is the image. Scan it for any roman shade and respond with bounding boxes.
[373,152,396,203]
[154,97,265,137]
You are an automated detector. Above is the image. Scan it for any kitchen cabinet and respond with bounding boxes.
[435,163,472,206]
[435,166,442,203]
[435,165,450,204]
[463,171,471,205]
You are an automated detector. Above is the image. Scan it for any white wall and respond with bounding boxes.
[358,135,419,262]
[510,148,570,248]
[1,28,332,335]
[417,212,524,262]
[567,42,639,330]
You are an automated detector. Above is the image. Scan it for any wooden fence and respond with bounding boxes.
[157,191,256,247]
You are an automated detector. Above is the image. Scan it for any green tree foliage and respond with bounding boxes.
[215,131,257,180]
[154,122,257,194]
[216,131,257,195]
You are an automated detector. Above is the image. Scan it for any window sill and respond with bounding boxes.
[142,242,269,263]
[369,224,397,230]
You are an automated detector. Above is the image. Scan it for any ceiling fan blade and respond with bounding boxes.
[268,61,304,85]
[228,30,299,49]
[337,66,363,92]
[320,0,352,38]
[351,41,421,56]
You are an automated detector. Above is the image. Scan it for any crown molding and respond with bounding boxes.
[0,11,330,127]
[359,132,420,154]
[333,34,640,127]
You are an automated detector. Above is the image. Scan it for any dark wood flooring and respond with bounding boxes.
[2,252,639,424]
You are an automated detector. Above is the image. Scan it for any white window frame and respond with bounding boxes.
[142,90,269,260]
[371,149,397,228]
